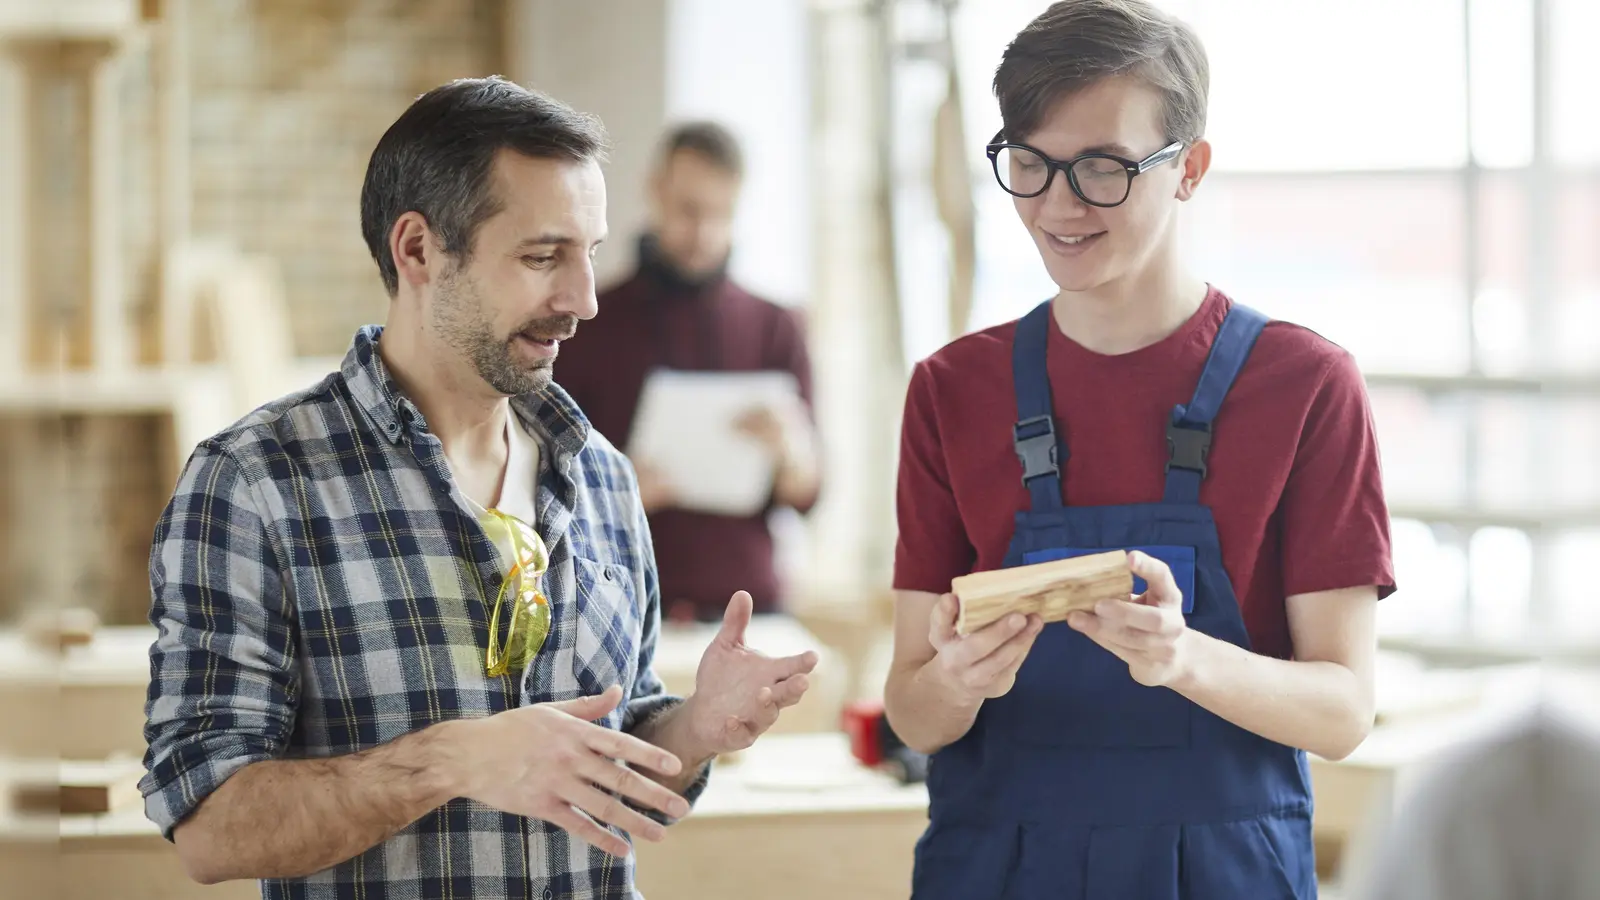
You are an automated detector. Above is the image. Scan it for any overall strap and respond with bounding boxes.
[1012,301,1067,512]
[1163,303,1270,504]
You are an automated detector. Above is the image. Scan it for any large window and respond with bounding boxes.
[894,0,1600,646]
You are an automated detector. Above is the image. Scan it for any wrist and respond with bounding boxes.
[922,656,983,710]
[668,696,720,768]
[1167,628,1209,694]
[420,718,480,800]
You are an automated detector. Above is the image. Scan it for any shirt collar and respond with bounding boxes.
[341,325,593,461]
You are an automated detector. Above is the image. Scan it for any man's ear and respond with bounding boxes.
[1175,139,1212,201]
[389,211,437,290]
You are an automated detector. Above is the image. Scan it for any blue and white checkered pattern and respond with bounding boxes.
[142,325,707,899]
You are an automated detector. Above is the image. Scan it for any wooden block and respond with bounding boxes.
[951,551,1133,636]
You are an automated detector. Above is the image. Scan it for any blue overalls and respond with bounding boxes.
[911,301,1318,899]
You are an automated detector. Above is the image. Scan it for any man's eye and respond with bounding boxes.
[523,255,556,269]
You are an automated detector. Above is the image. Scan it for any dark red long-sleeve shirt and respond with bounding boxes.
[555,252,818,621]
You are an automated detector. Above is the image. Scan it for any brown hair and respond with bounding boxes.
[993,0,1209,146]
[659,121,744,178]
[360,77,609,296]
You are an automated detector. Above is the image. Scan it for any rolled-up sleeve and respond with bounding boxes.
[140,441,299,840]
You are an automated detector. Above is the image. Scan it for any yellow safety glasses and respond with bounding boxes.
[479,508,551,677]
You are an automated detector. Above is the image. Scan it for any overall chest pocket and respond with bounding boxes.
[569,556,643,711]
[999,544,1196,749]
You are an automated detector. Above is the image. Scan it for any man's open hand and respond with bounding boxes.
[453,686,690,857]
[683,591,819,753]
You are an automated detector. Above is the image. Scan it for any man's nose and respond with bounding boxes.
[552,257,599,320]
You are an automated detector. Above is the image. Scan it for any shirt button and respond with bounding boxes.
[603,568,615,582]
[543,890,553,900]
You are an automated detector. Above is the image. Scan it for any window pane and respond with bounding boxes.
[1371,388,1469,509]
[1552,0,1600,166]
[1552,531,1600,638]
[1474,172,1532,373]
[1192,0,1467,171]
[1474,395,1541,510]
[1469,0,1534,168]
[1179,174,1469,373]
[1468,527,1532,638]
[1548,398,1600,512]
[1381,519,1468,637]
[1554,174,1600,373]
[955,1,1469,172]
[967,190,1058,334]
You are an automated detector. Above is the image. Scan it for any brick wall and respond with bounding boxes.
[0,413,174,626]
[0,3,505,623]
[187,0,505,356]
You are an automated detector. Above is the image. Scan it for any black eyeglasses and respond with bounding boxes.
[985,130,1185,208]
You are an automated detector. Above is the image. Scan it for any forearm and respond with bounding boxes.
[883,660,983,755]
[173,721,466,883]
[1170,631,1374,760]
[628,701,715,796]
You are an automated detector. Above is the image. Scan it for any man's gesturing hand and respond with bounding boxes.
[453,685,690,857]
[683,591,818,754]
[927,592,1044,702]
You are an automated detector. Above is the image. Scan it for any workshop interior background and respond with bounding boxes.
[1,0,1597,898]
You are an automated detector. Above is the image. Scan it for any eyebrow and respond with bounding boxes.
[994,130,1142,159]
[1076,142,1138,157]
[513,234,606,250]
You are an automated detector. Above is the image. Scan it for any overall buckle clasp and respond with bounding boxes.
[1013,415,1062,485]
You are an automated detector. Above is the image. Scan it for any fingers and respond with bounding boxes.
[1068,609,1174,656]
[928,593,959,647]
[967,618,1044,684]
[717,591,754,646]
[549,684,625,721]
[584,724,684,777]
[770,673,809,708]
[547,805,631,858]
[578,755,691,821]
[770,649,819,681]
[563,782,668,845]
[1092,598,1175,635]
[951,612,1038,667]
[1128,551,1182,610]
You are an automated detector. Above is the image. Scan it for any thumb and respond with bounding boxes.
[549,683,625,721]
[1127,550,1181,609]
[718,590,754,645]
[931,593,959,644]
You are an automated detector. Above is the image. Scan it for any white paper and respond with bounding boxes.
[626,369,801,516]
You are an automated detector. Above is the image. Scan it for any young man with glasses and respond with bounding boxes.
[141,77,817,900]
[883,2,1395,897]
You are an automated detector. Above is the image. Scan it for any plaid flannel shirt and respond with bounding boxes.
[141,326,709,900]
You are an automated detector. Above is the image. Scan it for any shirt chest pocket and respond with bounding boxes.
[569,555,643,715]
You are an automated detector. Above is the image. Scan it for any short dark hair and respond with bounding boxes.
[993,0,1209,146]
[360,76,609,296]
[658,120,744,178]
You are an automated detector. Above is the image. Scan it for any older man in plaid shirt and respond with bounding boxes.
[140,77,818,900]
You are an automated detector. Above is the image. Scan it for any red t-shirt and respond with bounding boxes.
[892,286,1396,660]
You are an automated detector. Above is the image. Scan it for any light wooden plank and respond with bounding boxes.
[951,550,1132,636]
